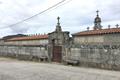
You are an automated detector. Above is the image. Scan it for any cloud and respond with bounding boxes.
[0,0,120,37]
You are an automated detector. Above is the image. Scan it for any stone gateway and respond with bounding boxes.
[48,17,70,62]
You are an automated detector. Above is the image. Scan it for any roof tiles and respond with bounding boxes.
[7,34,48,41]
[72,28,120,36]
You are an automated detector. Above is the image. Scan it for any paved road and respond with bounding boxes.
[0,57,120,80]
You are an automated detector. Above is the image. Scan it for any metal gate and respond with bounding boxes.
[52,46,62,62]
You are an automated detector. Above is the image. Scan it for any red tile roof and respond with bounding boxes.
[72,28,120,36]
[7,34,48,41]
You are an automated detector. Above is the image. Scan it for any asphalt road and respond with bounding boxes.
[0,57,120,80]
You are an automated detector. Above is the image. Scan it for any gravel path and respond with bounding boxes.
[0,57,120,80]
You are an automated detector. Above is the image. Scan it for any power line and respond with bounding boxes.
[0,0,68,29]
[49,0,72,11]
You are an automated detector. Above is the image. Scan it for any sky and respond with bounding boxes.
[0,0,120,37]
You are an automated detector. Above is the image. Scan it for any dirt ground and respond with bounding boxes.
[0,57,120,80]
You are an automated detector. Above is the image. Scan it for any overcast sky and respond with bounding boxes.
[0,0,119,37]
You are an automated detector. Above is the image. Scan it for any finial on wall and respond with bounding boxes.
[108,25,111,29]
[115,24,119,28]
[87,27,89,31]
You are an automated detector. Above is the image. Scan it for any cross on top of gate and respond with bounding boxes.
[57,16,60,26]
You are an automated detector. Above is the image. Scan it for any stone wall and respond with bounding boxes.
[73,33,120,44]
[0,45,48,61]
[0,43,120,70]
[4,39,48,45]
[73,35,104,44]
[104,34,120,43]
[64,44,120,70]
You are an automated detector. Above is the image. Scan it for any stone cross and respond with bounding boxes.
[57,16,60,25]
[96,10,99,16]
[115,24,119,28]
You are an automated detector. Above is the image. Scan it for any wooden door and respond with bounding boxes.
[52,46,62,62]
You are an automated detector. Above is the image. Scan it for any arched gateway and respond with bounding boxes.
[48,17,70,62]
